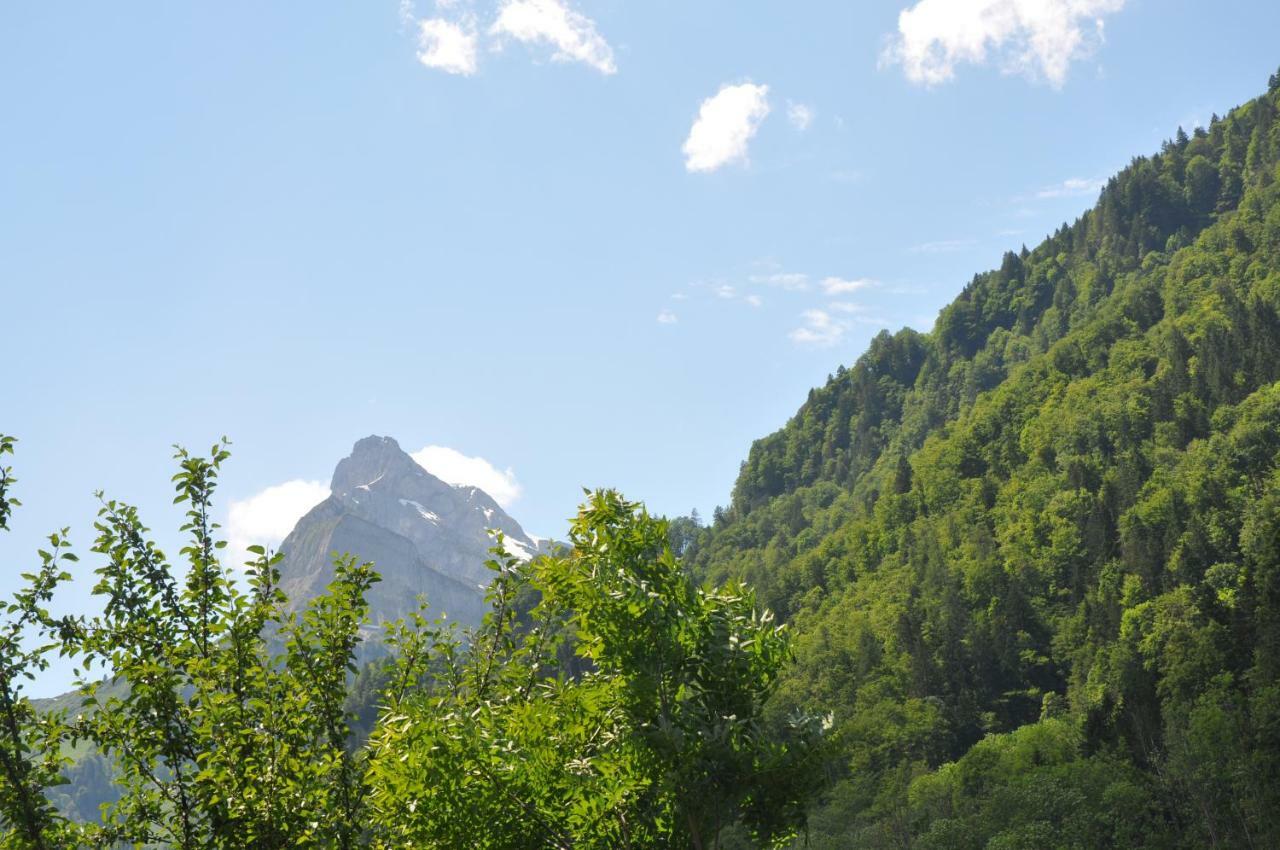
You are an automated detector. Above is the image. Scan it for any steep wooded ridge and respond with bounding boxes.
[691,74,1280,848]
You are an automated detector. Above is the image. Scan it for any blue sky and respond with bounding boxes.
[3,0,1280,692]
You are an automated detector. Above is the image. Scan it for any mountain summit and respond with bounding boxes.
[277,436,548,627]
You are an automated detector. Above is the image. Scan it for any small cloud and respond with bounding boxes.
[828,300,890,326]
[787,101,815,131]
[749,272,809,291]
[670,292,689,301]
[882,0,1127,88]
[683,82,772,173]
[829,168,863,184]
[227,480,331,570]
[745,294,764,308]
[657,309,679,324]
[416,17,479,75]
[821,276,877,295]
[789,309,847,347]
[828,301,868,314]
[912,238,975,254]
[490,0,616,74]
[715,284,737,299]
[412,445,522,507]
[1036,176,1106,199]
[399,0,417,29]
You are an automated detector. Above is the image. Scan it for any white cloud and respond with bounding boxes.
[416,17,479,75]
[1036,176,1106,198]
[828,301,868,314]
[490,0,616,74]
[821,276,877,295]
[749,272,810,291]
[912,238,975,254]
[789,309,847,347]
[227,480,330,570]
[883,0,1126,87]
[657,309,679,324]
[715,284,737,299]
[683,83,771,173]
[670,292,689,301]
[745,294,763,308]
[412,445,522,507]
[787,101,815,131]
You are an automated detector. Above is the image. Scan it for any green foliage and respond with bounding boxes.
[0,443,821,848]
[367,491,827,849]
[0,441,379,848]
[689,74,1280,847]
[0,435,80,849]
[55,442,378,849]
[904,721,1161,850]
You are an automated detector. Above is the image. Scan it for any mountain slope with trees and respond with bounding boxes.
[689,70,1280,848]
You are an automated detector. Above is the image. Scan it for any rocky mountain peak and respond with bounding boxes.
[330,435,424,496]
[276,436,551,629]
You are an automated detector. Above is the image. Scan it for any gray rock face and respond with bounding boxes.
[277,436,548,629]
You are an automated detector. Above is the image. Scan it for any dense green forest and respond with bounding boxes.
[686,70,1280,847]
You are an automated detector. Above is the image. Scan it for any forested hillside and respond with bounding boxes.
[691,71,1280,848]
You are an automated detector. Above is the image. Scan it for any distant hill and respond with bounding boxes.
[689,72,1280,847]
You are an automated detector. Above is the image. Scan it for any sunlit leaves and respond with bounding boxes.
[367,490,826,849]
